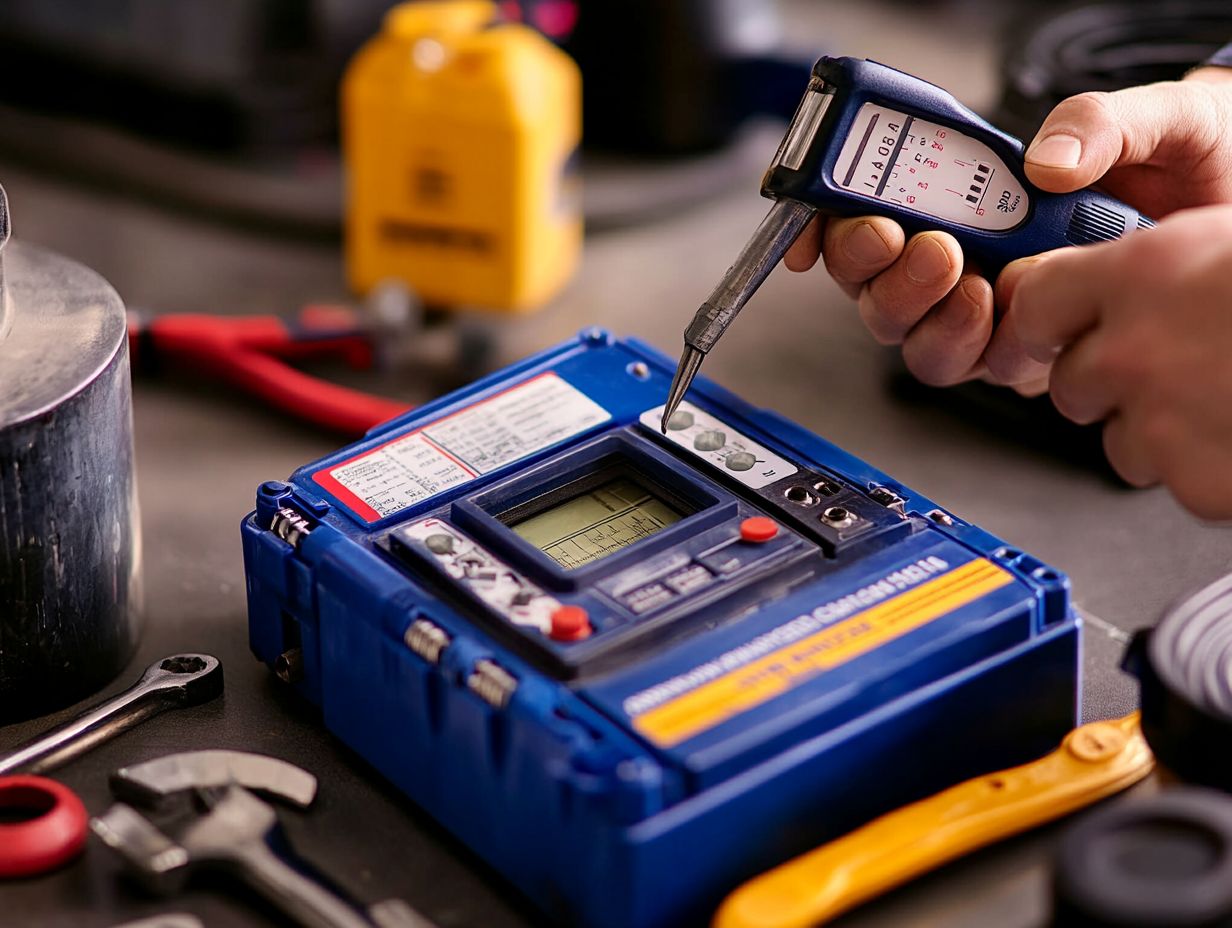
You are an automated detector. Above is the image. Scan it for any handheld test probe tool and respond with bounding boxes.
[663,56,1154,430]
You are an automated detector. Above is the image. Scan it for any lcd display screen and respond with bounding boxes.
[509,475,685,570]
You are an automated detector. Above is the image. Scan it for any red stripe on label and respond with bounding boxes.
[311,371,557,523]
[419,433,479,477]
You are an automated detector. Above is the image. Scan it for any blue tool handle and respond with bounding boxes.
[764,56,1154,274]
[924,187,1153,273]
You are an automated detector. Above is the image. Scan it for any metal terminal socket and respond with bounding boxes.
[467,659,518,709]
[784,485,818,507]
[405,619,451,664]
[270,506,313,548]
[821,506,857,528]
[928,509,956,526]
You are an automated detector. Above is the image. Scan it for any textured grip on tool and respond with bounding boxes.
[1065,200,1127,245]
[1137,214,1156,231]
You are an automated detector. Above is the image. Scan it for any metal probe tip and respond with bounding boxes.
[660,198,817,434]
[661,346,704,432]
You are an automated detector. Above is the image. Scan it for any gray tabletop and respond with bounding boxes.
[3,3,1230,925]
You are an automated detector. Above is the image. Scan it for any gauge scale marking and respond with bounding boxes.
[833,103,1028,231]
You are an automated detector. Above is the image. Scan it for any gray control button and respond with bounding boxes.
[694,429,726,452]
[665,564,713,595]
[666,410,695,431]
[725,451,756,471]
[424,533,456,554]
[624,582,675,615]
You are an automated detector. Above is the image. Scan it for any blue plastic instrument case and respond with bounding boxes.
[243,330,1080,928]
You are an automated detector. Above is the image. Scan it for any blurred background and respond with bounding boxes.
[3,1,1232,925]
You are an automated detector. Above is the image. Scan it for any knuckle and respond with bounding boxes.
[1098,321,1155,385]
[1139,409,1178,456]
[1116,227,1169,268]
[1101,425,1137,483]
[865,283,930,336]
[1012,377,1049,398]
[1176,487,1232,521]
[980,350,1015,385]
[1049,376,1087,423]
[822,246,870,286]
[982,339,1043,387]
[857,287,904,345]
[1055,91,1113,130]
[902,344,957,387]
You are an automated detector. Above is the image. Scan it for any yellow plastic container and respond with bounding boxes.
[343,1,582,313]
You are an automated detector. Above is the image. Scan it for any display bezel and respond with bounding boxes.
[454,430,736,591]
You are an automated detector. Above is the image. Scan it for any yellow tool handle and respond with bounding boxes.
[713,712,1153,928]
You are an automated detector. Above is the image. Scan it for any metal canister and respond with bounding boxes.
[0,186,141,721]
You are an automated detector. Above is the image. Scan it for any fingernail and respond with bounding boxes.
[905,237,951,283]
[842,221,891,265]
[1025,133,1081,169]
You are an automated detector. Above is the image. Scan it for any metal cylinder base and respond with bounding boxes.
[0,239,141,722]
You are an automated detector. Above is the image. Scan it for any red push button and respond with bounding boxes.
[550,605,592,642]
[740,517,778,543]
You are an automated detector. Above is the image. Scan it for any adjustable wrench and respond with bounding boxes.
[0,654,223,776]
[93,750,435,928]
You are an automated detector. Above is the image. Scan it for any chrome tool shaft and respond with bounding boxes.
[661,197,816,431]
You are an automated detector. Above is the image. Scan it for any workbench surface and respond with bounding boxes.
[3,3,1227,925]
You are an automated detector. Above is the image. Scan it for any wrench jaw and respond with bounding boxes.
[92,751,406,928]
[90,804,192,896]
[110,750,318,811]
[96,783,384,928]
[92,789,285,898]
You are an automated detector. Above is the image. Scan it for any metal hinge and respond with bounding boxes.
[270,506,313,547]
[404,619,451,664]
[467,659,518,709]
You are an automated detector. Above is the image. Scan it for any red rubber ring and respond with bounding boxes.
[0,776,89,878]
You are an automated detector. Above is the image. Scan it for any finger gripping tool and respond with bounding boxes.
[663,55,1154,429]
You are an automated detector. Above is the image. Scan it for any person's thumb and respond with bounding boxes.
[1022,82,1226,193]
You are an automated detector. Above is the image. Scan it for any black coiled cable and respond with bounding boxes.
[996,1,1232,140]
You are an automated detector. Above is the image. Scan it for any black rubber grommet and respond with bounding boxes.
[1053,788,1232,927]
[1125,573,1232,789]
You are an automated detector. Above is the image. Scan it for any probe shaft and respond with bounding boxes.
[662,198,817,431]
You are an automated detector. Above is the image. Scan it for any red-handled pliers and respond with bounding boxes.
[128,307,412,436]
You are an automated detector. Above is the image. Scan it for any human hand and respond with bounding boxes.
[1005,204,1232,519]
[785,66,1232,392]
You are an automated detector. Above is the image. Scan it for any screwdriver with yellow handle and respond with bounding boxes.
[713,713,1153,928]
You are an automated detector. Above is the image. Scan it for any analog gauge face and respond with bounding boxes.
[833,103,1028,231]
